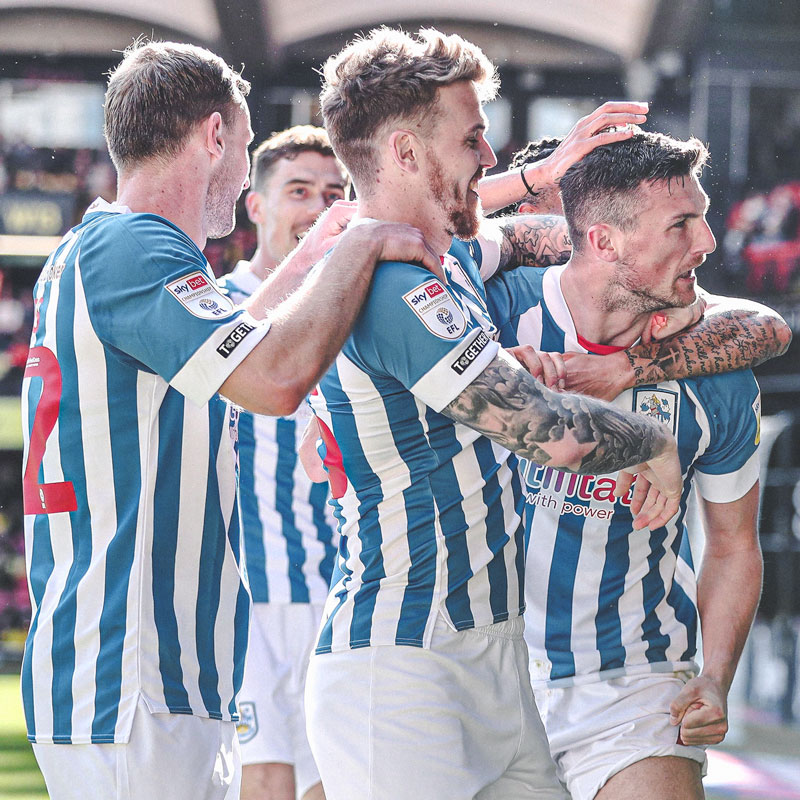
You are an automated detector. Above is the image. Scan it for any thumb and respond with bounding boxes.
[669,681,701,725]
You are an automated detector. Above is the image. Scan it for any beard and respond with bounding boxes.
[603,255,697,314]
[428,153,482,240]
[206,162,241,240]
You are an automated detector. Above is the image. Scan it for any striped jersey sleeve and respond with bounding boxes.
[20,203,266,745]
[308,249,526,654]
[218,262,337,604]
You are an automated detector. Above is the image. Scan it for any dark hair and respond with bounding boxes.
[320,26,498,189]
[489,137,564,218]
[559,131,709,251]
[250,125,344,192]
[509,137,563,171]
[104,40,250,170]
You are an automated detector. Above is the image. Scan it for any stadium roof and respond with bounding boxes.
[0,0,708,72]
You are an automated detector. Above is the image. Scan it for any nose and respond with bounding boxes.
[480,136,497,170]
[695,216,716,256]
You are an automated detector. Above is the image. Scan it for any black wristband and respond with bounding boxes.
[519,165,537,197]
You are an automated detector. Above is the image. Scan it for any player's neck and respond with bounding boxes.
[560,260,649,348]
[116,157,210,250]
[247,247,279,281]
[359,192,451,257]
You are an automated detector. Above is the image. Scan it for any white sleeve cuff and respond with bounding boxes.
[410,329,499,413]
[694,449,760,504]
[171,312,271,406]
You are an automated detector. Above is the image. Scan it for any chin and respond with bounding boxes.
[450,209,480,240]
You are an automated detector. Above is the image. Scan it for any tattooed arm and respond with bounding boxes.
[482,213,573,270]
[557,294,792,401]
[443,349,682,529]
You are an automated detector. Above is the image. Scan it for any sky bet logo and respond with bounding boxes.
[217,321,255,358]
[188,274,208,291]
[403,279,467,340]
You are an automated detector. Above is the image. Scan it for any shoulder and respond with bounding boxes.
[684,369,759,406]
[78,212,204,278]
[485,265,549,319]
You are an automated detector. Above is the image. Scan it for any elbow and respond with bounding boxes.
[252,381,307,417]
[774,317,793,356]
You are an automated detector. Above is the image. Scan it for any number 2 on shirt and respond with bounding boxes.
[23,346,78,515]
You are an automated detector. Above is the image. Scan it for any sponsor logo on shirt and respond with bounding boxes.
[236,701,258,743]
[217,321,255,357]
[632,387,679,435]
[165,270,235,319]
[402,278,467,339]
[451,330,490,375]
[522,462,635,519]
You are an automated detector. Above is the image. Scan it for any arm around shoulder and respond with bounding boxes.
[220,221,440,415]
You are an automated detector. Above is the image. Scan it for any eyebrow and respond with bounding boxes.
[668,197,711,223]
[282,177,347,190]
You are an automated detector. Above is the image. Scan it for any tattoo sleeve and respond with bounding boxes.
[442,352,671,474]
[626,304,792,386]
[496,214,572,269]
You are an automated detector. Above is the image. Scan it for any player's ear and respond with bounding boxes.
[388,129,420,174]
[518,201,537,214]
[245,190,264,224]
[586,223,620,262]
[203,112,225,159]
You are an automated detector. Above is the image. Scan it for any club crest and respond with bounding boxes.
[633,388,679,435]
[236,701,258,743]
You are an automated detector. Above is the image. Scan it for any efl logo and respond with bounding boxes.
[188,275,208,291]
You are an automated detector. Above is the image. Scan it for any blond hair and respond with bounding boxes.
[320,27,498,188]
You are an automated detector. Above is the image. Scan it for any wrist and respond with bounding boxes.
[700,664,734,694]
[610,349,637,390]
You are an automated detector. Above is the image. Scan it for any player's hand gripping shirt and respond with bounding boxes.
[308,236,527,653]
[219,261,337,604]
[20,200,270,744]
[486,263,761,686]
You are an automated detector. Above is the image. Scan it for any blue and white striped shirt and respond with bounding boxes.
[219,262,337,605]
[20,200,269,744]
[486,264,761,686]
[308,236,527,653]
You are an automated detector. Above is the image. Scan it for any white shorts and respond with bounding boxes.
[534,671,708,800]
[306,613,568,800]
[236,602,323,796]
[32,695,240,800]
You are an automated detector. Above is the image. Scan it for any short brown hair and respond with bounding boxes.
[320,27,498,188]
[104,40,250,171]
[250,125,344,192]
[559,131,710,251]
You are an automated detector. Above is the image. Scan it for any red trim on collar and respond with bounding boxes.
[576,333,627,355]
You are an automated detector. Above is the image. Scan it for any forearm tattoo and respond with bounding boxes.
[627,308,791,385]
[443,356,669,474]
[497,215,572,269]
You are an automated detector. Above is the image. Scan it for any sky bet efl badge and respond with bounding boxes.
[402,278,467,339]
[633,387,679,435]
[165,270,235,319]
